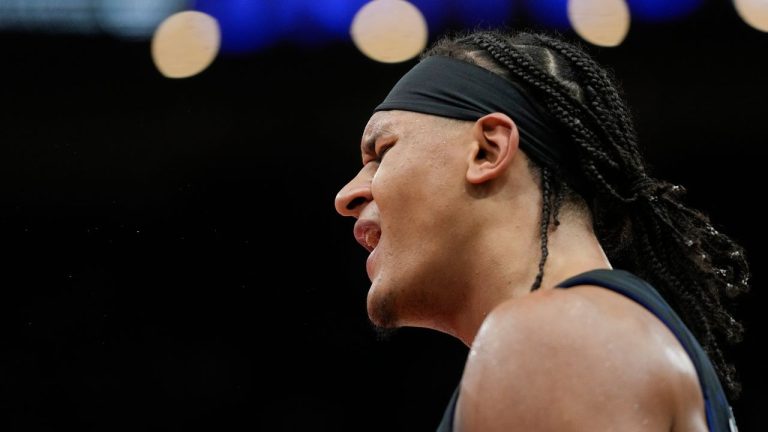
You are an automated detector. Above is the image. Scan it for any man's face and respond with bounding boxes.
[335,110,473,329]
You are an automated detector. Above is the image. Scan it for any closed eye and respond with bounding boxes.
[374,144,393,163]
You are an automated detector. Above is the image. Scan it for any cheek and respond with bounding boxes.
[372,158,429,211]
[374,160,454,239]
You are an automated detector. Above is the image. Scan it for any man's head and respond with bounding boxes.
[335,108,548,331]
[334,29,749,400]
[335,29,597,331]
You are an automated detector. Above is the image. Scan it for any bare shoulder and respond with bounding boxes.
[455,285,708,432]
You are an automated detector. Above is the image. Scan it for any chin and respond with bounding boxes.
[366,281,400,329]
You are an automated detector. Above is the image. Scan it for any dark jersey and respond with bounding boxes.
[436,268,738,432]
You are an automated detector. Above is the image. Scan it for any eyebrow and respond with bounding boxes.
[361,124,396,157]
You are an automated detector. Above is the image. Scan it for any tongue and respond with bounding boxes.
[365,229,381,250]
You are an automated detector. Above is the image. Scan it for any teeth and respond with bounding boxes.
[365,229,381,250]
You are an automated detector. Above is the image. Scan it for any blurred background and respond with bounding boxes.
[0,0,765,430]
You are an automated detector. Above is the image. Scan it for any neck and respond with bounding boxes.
[449,212,612,346]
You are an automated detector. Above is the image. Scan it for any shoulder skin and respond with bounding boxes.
[454,285,708,432]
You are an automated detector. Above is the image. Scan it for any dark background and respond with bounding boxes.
[1,1,766,431]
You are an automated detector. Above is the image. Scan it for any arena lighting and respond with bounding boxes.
[350,0,428,63]
[308,0,367,39]
[151,11,220,79]
[97,0,189,39]
[0,0,97,33]
[0,0,187,38]
[525,0,704,32]
[625,0,702,23]
[189,0,508,53]
[568,0,630,47]
[734,0,768,32]
[193,0,277,53]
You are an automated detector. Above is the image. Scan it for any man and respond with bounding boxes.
[334,29,745,431]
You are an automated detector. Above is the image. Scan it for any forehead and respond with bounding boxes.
[360,111,468,156]
[363,111,407,138]
[361,110,438,144]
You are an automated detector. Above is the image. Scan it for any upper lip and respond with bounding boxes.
[353,219,381,253]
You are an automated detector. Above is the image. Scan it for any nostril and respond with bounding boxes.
[346,196,367,211]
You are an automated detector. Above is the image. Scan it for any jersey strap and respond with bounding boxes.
[556,268,738,432]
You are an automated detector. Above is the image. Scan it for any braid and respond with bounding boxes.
[531,167,553,291]
[422,29,750,401]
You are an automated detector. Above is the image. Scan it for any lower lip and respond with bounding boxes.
[366,247,378,279]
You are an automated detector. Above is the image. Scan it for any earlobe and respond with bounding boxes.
[466,113,519,185]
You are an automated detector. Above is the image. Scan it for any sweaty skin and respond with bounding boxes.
[335,109,708,431]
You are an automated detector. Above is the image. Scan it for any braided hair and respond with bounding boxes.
[421,29,750,401]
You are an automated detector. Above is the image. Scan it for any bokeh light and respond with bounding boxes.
[309,0,368,39]
[151,11,221,79]
[97,0,188,39]
[568,0,630,47]
[350,0,428,63]
[194,0,275,53]
[626,0,702,23]
[734,0,768,32]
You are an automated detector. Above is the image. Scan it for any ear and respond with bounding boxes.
[466,113,520,185]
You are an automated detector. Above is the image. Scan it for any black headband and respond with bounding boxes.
[374,55,568,171]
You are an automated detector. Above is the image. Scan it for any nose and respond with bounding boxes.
[335,166,374,218]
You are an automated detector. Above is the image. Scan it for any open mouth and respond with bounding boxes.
[364,229,380,251]
[354,220,381,253]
